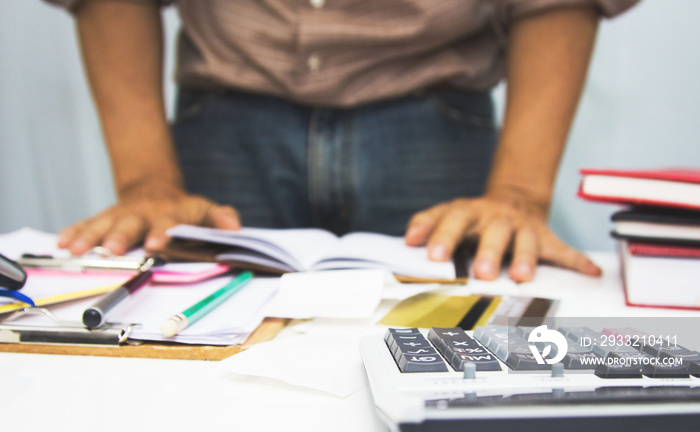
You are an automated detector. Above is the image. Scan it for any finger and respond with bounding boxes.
[404,203,449,246]
[66,214,117,256]
[425,204,474,261]
[540,233,602,277]
[471,218,514,280]
[144,215,180,252]
[508,227,538,283]
[101,214,148,256]
[57,224,82,249]
[206,204,242,230]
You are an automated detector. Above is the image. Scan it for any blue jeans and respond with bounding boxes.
[171,88,497,236]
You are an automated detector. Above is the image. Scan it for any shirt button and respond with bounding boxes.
[310,0,325,8]
[307,53,322,72]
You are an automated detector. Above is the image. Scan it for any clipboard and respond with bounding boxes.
[0,310,289,361]
[0,269,286,360]
[17,247,147,272]
[0,307,134,346]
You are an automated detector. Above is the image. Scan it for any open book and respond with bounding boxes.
[163,225,464,282]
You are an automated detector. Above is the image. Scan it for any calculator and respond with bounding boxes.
[360,325,700,432]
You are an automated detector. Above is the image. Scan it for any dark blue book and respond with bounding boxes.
[611,207,700,246]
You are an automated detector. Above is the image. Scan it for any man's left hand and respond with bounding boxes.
[404,188,601,282]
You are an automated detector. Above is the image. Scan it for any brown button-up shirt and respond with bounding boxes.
[48,0,639,107]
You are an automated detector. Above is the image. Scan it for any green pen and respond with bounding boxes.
[160,271,254,337]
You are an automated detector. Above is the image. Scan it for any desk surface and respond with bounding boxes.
[2,252,699,432]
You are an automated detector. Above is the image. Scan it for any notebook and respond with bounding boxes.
[161,225,463,281]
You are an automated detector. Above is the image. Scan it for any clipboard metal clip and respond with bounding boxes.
[0,307,135,346]
[17,247,147,272]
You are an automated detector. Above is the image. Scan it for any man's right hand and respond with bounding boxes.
[57,184,241,256]
[59,2,241,256]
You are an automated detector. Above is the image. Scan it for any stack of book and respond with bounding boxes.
[578,168,700,310]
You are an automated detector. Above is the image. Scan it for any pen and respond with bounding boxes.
[161,271,254,337]
[82,257,157,329]
[0,288,35,307]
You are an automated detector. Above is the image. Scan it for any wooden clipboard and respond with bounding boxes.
[0,317,289,361]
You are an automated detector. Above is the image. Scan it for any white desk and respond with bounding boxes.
[2,252,699,432]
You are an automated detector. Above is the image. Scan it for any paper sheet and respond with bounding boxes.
[0,227,65,258]
[263,269,386,319]
[381,282,441,300]
[124,276,279,344]
[4,274,279,345]
[219,332,368,398]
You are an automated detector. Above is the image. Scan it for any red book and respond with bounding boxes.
[619,240,700,311]
[578,167,700,210]
[627,242,700,258]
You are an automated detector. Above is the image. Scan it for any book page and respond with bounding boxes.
[237,227,340,270]
[311,232,455,279]
[167,225,339,271]
[216,248,297,273]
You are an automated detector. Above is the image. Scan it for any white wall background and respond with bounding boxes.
[1,0,699,252]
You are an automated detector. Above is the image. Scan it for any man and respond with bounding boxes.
[47,0,638,281]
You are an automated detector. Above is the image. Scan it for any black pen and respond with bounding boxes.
[82,257,156,329]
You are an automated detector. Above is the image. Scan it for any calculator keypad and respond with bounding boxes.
[385,325,700,377]
[427,328,501,372]
[385,328,448,373]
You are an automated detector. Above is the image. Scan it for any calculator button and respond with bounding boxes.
[427,327,466,351]
[607,351,653,362]
[453,353,502,372]
[427,327,465,340]
[385,328,421,338]
[397,353,448,373]
[594,363,643,379]
[640,341,673,358]
[393,339,432,358]
[656,345,700,361]
[505,352,550,371]
[402,346,439,356]
[559,326,598,344]
[642,363,690,379]
[472,325,510,352]
[515,326,537,338]
[472,326,488,342]
[562,351,600,370]
[429,327,502,372]
[689,360,700,378]
[566,329,640,358]
[490,331,529,361]
[385,329,432,360]
[494,343,530,363]
[385,328,421,353]
[602,327,647,339]
[592,343,638,358]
